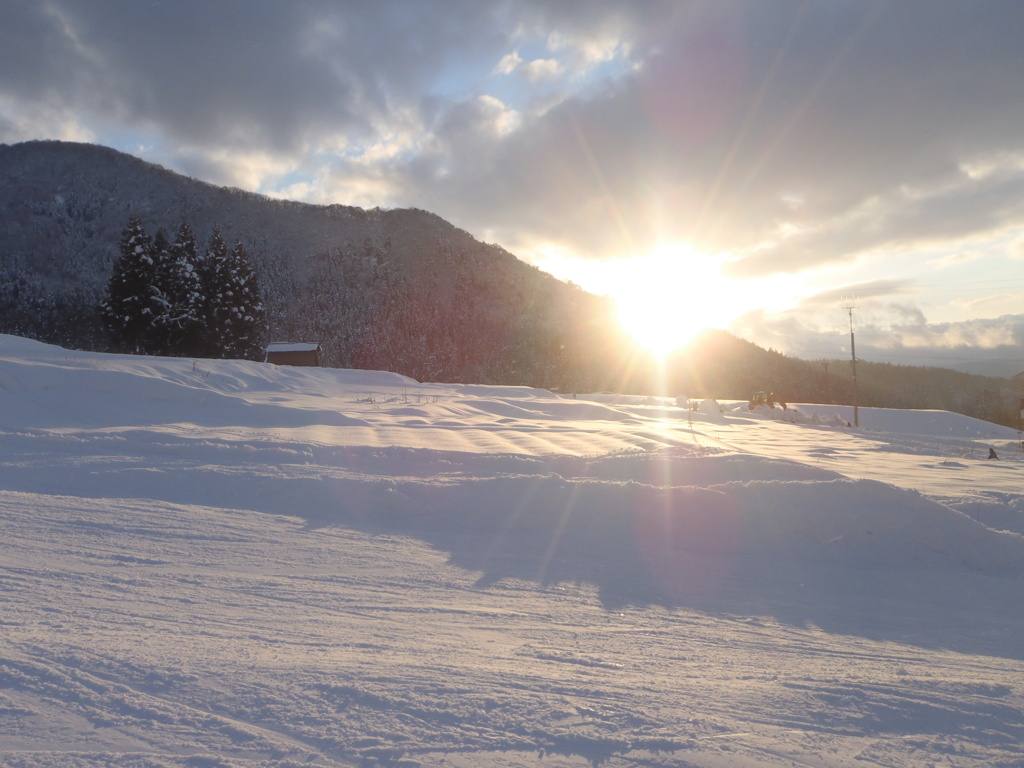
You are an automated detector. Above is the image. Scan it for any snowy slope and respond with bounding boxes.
[1,334,1023,768]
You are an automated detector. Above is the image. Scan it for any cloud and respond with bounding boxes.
[2,2,513,163]
[729,163,1024,278]
[889,315,1022,352]
[494,51,523,76]
[930,249,988,268]
[0,94,96,145]
[403,1,1024,275]
[521,58,564,81]
[493,50,567,83]
[732,298,1024,370]
[949,293,1024,318]
[802,279,922,307]
[1009,232,1024,260]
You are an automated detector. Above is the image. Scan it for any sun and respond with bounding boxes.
[608,245,747,357]
[534,242,782,358]
[617,294,702,358]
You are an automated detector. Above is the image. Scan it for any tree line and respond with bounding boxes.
[102,216,266,359]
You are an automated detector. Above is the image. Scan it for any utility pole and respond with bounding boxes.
[843,302,859,427]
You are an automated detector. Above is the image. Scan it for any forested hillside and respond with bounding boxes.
[1,140,1020,426]
[0,140,630,390]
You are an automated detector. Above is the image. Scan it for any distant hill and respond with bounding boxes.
[0,139,487,291]
[950,359,1024,379]
[0,140,628,388]
[1,140,1020,426]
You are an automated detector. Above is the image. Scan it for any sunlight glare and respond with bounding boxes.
[610,245,747,356]
[534,243,805,357]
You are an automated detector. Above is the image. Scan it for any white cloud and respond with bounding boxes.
[1008,231,1024,260]
[929,250,988,268]
[521,58,564,81]
[493,51,522,76]
[474,95,521,137]
[924,319,1019,350]
[0,96,95,144]
[949,293,1024,318]
[958,151,1024,182]
[546,25,632,73]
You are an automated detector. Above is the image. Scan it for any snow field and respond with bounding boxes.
[1,334,1023,767]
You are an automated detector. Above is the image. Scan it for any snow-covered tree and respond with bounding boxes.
[199,226,228,357]
[101,216,160,353]
[150,221,206,356]
[205,233,266,359]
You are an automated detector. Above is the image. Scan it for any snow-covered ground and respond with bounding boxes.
[1,333,1022,768]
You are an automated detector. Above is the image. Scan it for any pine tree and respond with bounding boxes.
[201,226,229,357]
[101,216,160,353]
[208,238,266,359]
[147,228,172,352]
[151,221,205,356]
[102,217,265,360]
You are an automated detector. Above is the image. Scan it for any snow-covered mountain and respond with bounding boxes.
[0,140,621,388]
[1,333,1022,767]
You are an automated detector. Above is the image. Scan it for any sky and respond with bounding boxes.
[4,0,1024,372]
